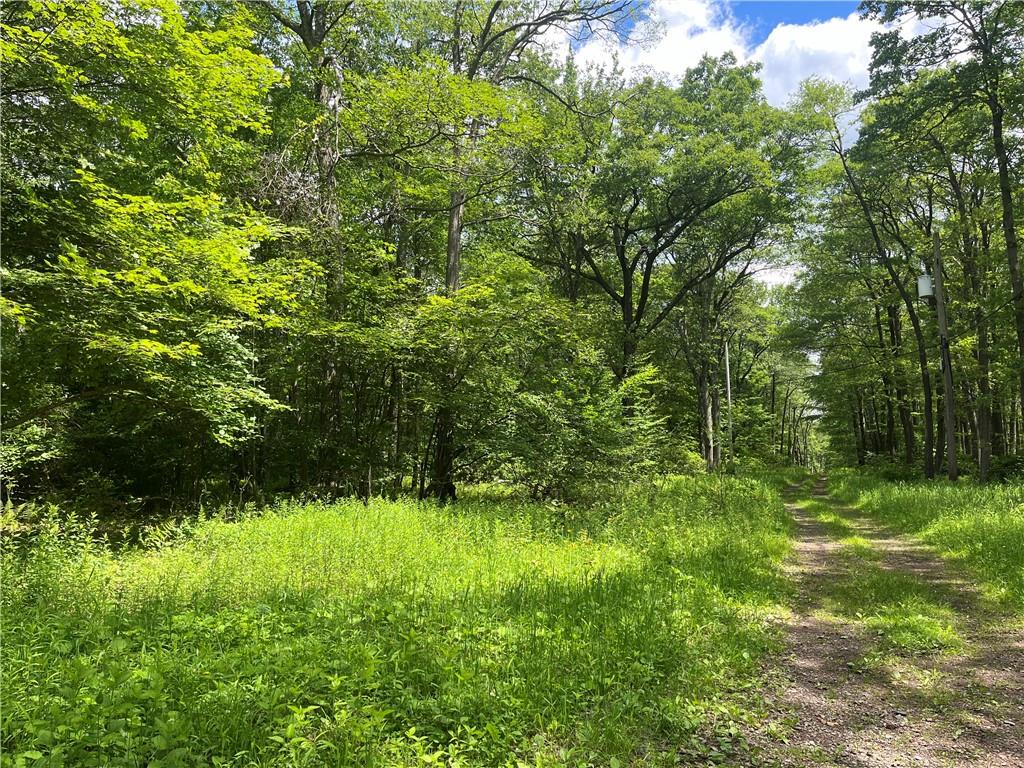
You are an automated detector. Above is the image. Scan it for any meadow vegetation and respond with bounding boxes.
[2,474,793,767]
[831,470,1024,612]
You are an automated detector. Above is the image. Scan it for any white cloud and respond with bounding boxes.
[751,12,882,107]
[564,2,889,108]
[574,0,748,81]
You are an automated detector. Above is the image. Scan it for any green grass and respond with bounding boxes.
[839,535,882,560]
[831,470,1024,610]
[820,561,963,655]
[803,487,963,656]
[738,465,812,493]
[1,475,792,767]
[806,501,856,539]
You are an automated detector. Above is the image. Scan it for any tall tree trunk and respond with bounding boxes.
[711,382,722,470]
[698,368,715,470]
[932,231,958,480]
[992,395,1004,458]
[851,402,864,466]
[898,282,935,478]
[972,294,992,481]
[1014,397,1020,455]
[874,306,897,458]
[869,393,883,455]
[856,392,867,466]
[885,389,896,459]
[780,387,792,457]
[445,189,466,293]
[988,92,1024,413]
[948,156,992,481]
[427,170,468,499]
[430,407,457,503]
[887,306,915,465]
[388,366,402,498]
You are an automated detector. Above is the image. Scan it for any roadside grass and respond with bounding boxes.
[737,465,812,494]
[830,470,1024,611]
[794,500,879,561]
[1,475,792,767]
[800,494,963,657]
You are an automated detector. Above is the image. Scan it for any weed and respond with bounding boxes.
[1,475,792,766]
[831,471,1024,610]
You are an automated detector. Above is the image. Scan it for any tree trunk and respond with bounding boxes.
[933,231,958,480]
[698,368,715,470]
[898,284,935,478]
[992,396,1004,458]
[852,402,865,466]
[887,306,915,465]
[856,392,867,466]
[711,381,722,470]
[445,189,466,293]
[427,406,457,503]
[972,289,992,481]
[988,92,1024,414]
[870,393,883,455]
[389,366,403,498]
[780,387,792,457]
[427,182,467,500]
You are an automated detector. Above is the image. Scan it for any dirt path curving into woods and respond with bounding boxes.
[747,478,1024,768]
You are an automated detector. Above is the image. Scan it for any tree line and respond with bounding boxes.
[794,1,1023,481]
[2,1,1020,515]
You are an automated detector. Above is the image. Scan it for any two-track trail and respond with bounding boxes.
[749,478,1024,768]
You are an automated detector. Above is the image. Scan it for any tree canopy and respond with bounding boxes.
[3,0,1022,514]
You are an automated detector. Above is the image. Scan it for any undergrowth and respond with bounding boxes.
[1,474,792,767]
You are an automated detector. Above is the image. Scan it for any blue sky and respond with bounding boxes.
[571,0,883,106]
[731,1,861,45]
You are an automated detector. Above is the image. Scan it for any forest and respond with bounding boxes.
[1,1,1023,766]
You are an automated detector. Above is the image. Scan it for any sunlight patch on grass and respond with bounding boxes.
[839,535,882,560]
[810,503,856,539]
[863,601,962,654]
[1,475,793,767]
[822,565,963,655]
[831,471,1024,612]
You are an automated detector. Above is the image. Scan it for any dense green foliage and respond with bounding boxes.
[792,2,1024,480]
[2,475,791,766]
[1,0,822,514]
[1,2,1020,499]
[831,470,1024,610]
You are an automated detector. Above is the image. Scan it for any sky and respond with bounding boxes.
[567,0,880,107]
[733,1,861,46]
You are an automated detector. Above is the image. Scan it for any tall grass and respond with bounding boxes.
[831,469,1024,611]
[2,475,791,767]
